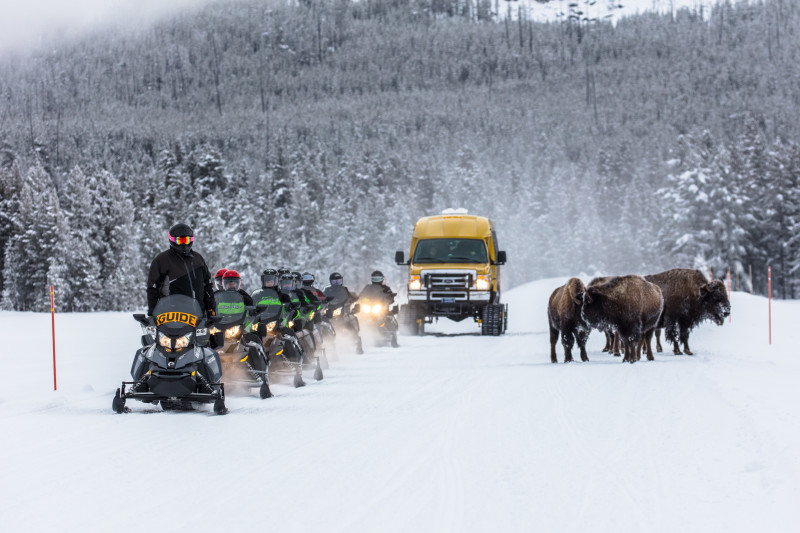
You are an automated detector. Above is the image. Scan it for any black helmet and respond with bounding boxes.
[302,272,314,287]
[329,272,343,286]
[371,270,384,284]
[169,223,194,257]
[261,269,278,288]
[291,271,302,290]
[279,273,294,292]
[277,267,291,276]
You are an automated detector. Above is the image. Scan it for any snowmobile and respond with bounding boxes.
[211,290,272,399]
[358,298,400,348]
[113,294,227,415]
[326,300,364,355]
[251,304,323,387]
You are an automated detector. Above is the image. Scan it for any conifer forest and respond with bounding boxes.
[1,0,799,311]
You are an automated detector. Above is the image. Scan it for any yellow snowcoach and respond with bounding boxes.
[394,209,507,335]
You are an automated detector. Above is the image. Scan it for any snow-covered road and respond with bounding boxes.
[1,279,798,532]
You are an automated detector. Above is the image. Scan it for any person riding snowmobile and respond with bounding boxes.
[358,270,399,348]
[221,269,254,306]
[324,272,364,354]
[146,223,215,318]
[213,268,228,293]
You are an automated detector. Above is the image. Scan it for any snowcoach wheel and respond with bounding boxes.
[112,388,126,414]
[294,372,306,388]
[259,381,273,399]
[213,398,228,415]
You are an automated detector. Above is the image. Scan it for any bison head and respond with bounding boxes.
[566,277,586,307]
[700,280,731,325]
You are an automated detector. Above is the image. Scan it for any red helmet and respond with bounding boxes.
[214,268,228,291]
[222,270,241,291]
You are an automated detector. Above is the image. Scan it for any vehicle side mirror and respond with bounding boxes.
[391,305,399,315]
[325,308,333,319]
[496,251,507,265]
[133,313,149,326]
[395,251,405,265]
[352,303,361,314]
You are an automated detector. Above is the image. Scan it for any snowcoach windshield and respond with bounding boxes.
[412,239,488,264]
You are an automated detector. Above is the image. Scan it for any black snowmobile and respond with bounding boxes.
[359,299,399,347]
[113,294,227,414]
[253,304,323,387]
[212,290,272,399]
[325,300,364,355]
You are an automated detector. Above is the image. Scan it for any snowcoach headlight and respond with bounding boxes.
[332,307,342,318]
[266,321,277,332]
[225,325,241,340]
[408,275,421,291]
[476,275,490,291]
[174,333,192,350]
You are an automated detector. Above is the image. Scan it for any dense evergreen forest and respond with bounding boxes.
[1,0,799,311]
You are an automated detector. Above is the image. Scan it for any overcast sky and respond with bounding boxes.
[0,0,220,55]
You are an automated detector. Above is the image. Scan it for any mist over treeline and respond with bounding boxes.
[1,0,799,311]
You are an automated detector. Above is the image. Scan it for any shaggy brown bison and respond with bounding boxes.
[588,276,621,356]
[581,275,664,363]
[548,278,591,363]
[644,268,731,355]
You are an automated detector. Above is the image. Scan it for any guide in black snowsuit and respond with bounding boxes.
[146,223,215,317]
[358,270,397,307]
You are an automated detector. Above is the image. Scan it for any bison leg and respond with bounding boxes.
[680,328,694,356]
[655,328,663,352]
[561,331,575,363]
[602,331,612,352]
[643,330,655,361]
[577,330,589,362]
[665,322,682,355]
[549,326,559,364]
[613,333,622,357]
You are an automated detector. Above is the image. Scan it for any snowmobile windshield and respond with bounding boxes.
[412,239,488,264]
[152,294,203,334]
[214,290,246,327]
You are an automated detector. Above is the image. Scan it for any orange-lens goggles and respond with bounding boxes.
[170,235,193,245]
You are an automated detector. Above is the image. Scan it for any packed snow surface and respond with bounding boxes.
[1,278,797,532]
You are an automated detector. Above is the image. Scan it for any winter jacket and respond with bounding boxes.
[323,285,359,308]
[146,248,215,316]
[359,283,396,305]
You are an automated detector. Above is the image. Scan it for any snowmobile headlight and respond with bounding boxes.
[372,304,383,315]
[209,327,221,334]
[476,275,490,291]
[408,275,421,291]
[266,321,277,332]
[288,320,295,328]
[362,304,372,314]
[225,325,241,340]
[309,311,315,321]
[333,307,342,318]
[159,333,172,350]
[174,333,192,350]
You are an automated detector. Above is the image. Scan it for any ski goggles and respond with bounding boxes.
[331,279,343,285]
[169,234,194,245]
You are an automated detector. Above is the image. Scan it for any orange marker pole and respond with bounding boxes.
[51,286,57,391]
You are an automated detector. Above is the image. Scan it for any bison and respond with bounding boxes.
[644,268,731,355]
[548,278,591,363]
[588,276,621,357]
[581,275,664,363]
